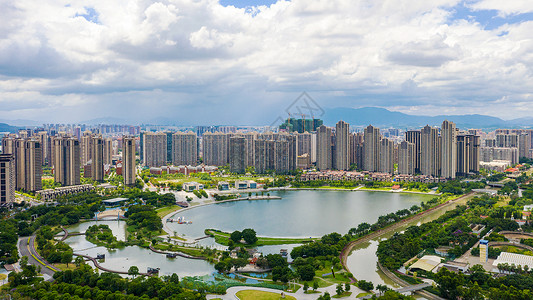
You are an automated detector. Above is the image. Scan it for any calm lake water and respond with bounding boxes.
[65,190,435,282]
[167,190,432,238]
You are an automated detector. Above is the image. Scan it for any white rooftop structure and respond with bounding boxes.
[409,255,442,272]
[493,252,533,269]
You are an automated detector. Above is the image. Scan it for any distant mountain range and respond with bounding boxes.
[322,107,533,129]
[0,123,19,133]
[3,107,533,129]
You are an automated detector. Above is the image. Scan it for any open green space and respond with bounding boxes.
[205,229,317,246]
[235,290,296,300]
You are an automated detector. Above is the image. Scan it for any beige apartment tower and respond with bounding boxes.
[53,137,80,186]
[172,132,198,166]
[379,138,394,174]
[363,125,381,172]
[0,154,15,206]
[398,141,415,175]
[143,132,168,167]
[123,137,136,186]
[335,121,350,170]
[421,125,440,177]
[92,136,104,181]
[202,132,229,166]
[316,125,333,170]
[441,120,457,179]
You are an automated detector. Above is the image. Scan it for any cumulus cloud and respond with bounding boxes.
[0,0,532,123]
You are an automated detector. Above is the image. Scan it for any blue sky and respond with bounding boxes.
[220,0,279,8]
[1,0,533,125]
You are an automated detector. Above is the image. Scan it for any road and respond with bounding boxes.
[18,235,59,281]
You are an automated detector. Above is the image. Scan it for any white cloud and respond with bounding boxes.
[0,0,532,123]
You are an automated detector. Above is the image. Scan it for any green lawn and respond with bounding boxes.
[156,205,183,218]
[332,291,352,298]
[235,290,296,300]
[205,229,317,246]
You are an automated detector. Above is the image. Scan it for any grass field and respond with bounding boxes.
[205,229,318,246]
[156,205,183,218]
[235,290,296,300]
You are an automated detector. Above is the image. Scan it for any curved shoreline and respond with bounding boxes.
[161,187,440,244]
[340,192,476,280]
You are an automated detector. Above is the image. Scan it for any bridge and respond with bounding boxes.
[55,226,86,242]
[360,283,431,299]
[148,245,206,260]
[73,253,151,276]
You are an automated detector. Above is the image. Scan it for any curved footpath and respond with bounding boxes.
[72,253,151,276]
[18,235,60,281]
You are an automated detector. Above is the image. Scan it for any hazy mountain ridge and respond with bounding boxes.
[323,107,528,129]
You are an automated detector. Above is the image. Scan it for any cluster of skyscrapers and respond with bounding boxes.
[141,119,482,179]
[0,128,138,205]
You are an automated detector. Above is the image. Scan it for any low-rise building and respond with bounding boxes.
[218,181,230,190]
[183,182,204,192]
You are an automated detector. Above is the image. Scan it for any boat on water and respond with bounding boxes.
[168,216,193,224]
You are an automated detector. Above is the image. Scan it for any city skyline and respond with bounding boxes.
[1,0,533,125]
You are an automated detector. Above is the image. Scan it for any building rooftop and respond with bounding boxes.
[102,197,128,204]
[409,255,442,272]
[493,252,533,268]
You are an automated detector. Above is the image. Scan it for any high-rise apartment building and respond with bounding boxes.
[53,136,80,186]
[335,121,350,170]
[37,131,50,165]
[2,137,42,192]
[123,137,136,186]
[519,133,531,159]
[143,132,168,167]
[80,131,93,166]
[379,138,394,174]
[496,134,518,148]
[441,120,457,179]
[420,125,440,177]
[316,125,333,170]
[229,136,246,173]
[92,136,104,181]
[349,133,364,170]
[103,138,113,166]
[202,132,229,166]
[244,132,257,167]
[0,154,15,206]
[297,132,313,157]
[398,141,415,175]
[172,132,198,166]
[363,125,380,172]
[405,130,421,173]
[457,134,481,175]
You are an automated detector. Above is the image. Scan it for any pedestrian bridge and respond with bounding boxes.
[360,283,431,299]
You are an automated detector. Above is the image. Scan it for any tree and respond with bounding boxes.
[215,261,229,273]
[241,228,258,244]
[357,280,374,291]
[61,251,73,267]
[265,254,287,268]
[20,256,28,268]
[344,282,350,292]
[313,280,319,291]
[230,230,242,243]
[376,284,389,294]
[297,264,316,281]
[74,256,85,267]
[303,282,309,293]
[232,258,248,271]
[128,266,139,278]
[336,283,344,296]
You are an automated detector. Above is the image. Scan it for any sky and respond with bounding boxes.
[1,0,533,125]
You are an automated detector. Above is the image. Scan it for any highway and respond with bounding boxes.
[18,235,60,281]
